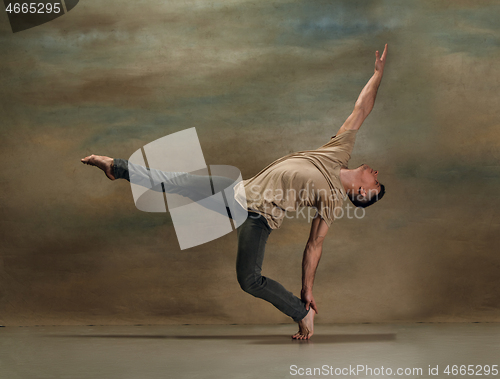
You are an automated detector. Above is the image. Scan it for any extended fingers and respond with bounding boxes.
[381,43,388,60]
[376,44,388,61]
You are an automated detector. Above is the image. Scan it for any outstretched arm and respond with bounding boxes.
[301,214,329,313]
[336,43,388,136]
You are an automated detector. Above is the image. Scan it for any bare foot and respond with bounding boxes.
[292,308,315,340]
[81,154,116,180]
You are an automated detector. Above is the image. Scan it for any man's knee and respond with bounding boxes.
[237,272,265,295]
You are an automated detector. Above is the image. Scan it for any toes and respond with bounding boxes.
[293,325,314,340]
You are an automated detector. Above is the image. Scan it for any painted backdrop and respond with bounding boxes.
[1,0,499,325]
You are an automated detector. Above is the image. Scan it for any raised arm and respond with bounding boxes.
[300,214,329,313]
[336,43,388,136]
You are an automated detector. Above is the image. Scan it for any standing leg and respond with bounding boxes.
[236,212,309,322]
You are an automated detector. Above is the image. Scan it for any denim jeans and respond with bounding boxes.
[236,212,309,322]
[113,158,309,322]
[113,158,243,220]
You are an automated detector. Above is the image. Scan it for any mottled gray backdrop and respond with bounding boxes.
[1,0,499,325]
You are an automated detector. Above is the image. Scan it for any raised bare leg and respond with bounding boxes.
[292,308,315,340]
[81,154,115,180]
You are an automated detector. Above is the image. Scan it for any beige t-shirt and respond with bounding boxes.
[234,130,358,229]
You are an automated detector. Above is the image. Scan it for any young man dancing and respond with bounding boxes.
[82,44,388,340]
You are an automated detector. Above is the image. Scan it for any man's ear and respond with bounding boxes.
[358,187,367,199]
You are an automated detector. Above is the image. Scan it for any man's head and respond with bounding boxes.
[348,164,385,208]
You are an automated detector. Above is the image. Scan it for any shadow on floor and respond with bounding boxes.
[48,333,397,345]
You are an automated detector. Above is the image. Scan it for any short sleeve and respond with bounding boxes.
[318,130,358,151]
[314,130,358,167]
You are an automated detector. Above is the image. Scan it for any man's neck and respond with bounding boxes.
[339,168,358,195]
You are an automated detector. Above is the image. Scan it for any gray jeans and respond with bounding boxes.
[236,212,309,322]
[113,158,242,219]
[113,159,309,322]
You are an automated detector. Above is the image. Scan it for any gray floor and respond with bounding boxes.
[1,323,499,378]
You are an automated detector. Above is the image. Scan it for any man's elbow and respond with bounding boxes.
[354,101,370,118]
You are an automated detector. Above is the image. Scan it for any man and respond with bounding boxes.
[233,44,387,340]
[82,44,388,340]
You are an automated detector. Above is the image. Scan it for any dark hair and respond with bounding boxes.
[349,184,386,208]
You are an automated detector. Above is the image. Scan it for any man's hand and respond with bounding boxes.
[301,288,318,314]
[336,43,388,135]
[375,43,388,74]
